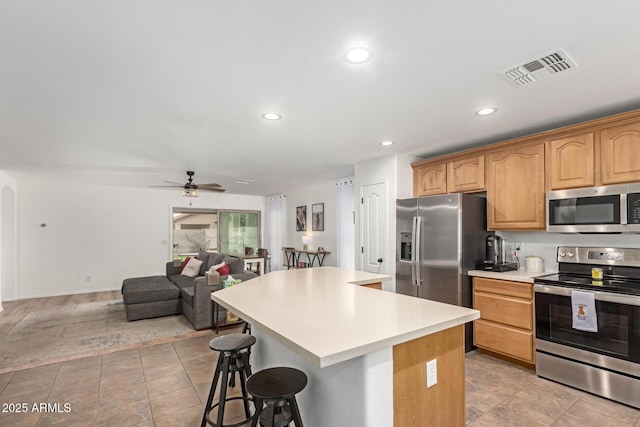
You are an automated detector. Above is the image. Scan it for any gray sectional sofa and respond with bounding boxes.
[122,251,258,330]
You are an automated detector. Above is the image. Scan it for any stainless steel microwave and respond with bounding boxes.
[546,182,640,233]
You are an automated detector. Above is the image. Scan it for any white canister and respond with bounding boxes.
[525,256,543,273]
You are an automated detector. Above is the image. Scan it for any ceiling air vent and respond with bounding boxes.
[503,49,578,86]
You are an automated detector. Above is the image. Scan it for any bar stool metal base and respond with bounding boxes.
[201,334,257,427]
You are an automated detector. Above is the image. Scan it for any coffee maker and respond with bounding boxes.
[485,235,503,265]
[475,234,519,272]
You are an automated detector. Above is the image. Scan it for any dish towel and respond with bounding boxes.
[571,290,598,332]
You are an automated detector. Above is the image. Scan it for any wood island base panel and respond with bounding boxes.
[393,325,465,427]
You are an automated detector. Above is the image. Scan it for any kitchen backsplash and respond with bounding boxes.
[497,231,640,273]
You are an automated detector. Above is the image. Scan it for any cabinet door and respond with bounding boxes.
[413,163,447,196]
[447,155,485,193]
[600,121,640,184]
[486,143,546,230]
[547,133,595,190]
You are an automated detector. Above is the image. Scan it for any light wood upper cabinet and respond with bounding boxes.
[447,155,485,193]
[413,163,447,196]
[486,143,546,230]
[600,121,640,184]
[546,132,595,190]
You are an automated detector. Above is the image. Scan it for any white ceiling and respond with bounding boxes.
[2,1,640,196]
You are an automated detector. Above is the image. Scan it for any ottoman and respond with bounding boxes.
[121,276,181,321]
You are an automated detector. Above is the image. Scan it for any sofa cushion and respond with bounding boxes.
[206,253,226,271]
[181,257,203,277]
[168,274,202,290]
[223,256,245,274]
[122,276,180,304]
[197,251,212,275]
[180,286,195,306]
[220,272,258,283]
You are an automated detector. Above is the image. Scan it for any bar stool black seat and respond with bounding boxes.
[247,367,307,427]
[201,333,257,427]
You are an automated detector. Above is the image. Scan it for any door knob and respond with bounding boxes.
[377,258,383,263]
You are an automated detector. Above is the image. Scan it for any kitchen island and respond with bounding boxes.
[212,266,480,426]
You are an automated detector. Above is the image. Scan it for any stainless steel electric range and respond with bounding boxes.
[534,246,640,409]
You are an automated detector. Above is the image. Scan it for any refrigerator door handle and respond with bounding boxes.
[411,216,418,286]
[414,216,422,286]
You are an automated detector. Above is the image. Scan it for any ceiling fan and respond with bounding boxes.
[151,171,225,197]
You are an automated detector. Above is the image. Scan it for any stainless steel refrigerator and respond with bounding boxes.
[396,193,486,352]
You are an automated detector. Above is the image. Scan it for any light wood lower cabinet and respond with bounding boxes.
[473,277,535,365]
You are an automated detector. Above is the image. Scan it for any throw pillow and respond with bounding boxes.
[208,261,225,273]
[181,257,203,277]
[179,257,192,273]
[216,264,231,275]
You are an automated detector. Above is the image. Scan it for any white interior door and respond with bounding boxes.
[361,182,387,274]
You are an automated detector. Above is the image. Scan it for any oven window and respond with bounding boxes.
[548,303,630,358]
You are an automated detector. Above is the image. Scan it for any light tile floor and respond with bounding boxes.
[465,351,640,426]
[1,293,638,426]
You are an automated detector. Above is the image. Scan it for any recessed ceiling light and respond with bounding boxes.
[261,112,282,120]
[380,140,394,146]
[346,47,372,64]
[475,107,497,116]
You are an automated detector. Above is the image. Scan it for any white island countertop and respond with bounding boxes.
[212,266,480,368]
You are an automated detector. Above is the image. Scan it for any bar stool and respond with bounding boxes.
[201,334,256,427]
[247,367,307,427]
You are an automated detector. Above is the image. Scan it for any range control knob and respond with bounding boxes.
[559,251,566,257]
[567,252,575,258]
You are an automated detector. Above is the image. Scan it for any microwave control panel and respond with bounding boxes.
[628,193,640,224]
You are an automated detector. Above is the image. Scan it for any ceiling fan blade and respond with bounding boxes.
[200,187,226,192]
[163,180,185,185]
[149,185,183,188]
[198,183,222,188]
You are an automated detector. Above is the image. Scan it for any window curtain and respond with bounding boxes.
[336,177,355,269]
[264,194,286,271]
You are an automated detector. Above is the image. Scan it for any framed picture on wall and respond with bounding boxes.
[312,203,324,231]
[296,205,307,231]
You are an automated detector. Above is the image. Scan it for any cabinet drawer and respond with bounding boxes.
[474,319,534,363]
[473,277,532,299]
[474,292,533,330]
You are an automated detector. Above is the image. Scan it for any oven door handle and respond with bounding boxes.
[534,284,640,307]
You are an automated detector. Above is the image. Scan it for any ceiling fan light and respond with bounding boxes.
[182,188,198,198]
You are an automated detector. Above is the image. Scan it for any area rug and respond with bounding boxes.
[0,300,211,373]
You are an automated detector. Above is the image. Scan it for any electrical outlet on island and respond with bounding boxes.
[426,359,437,388]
